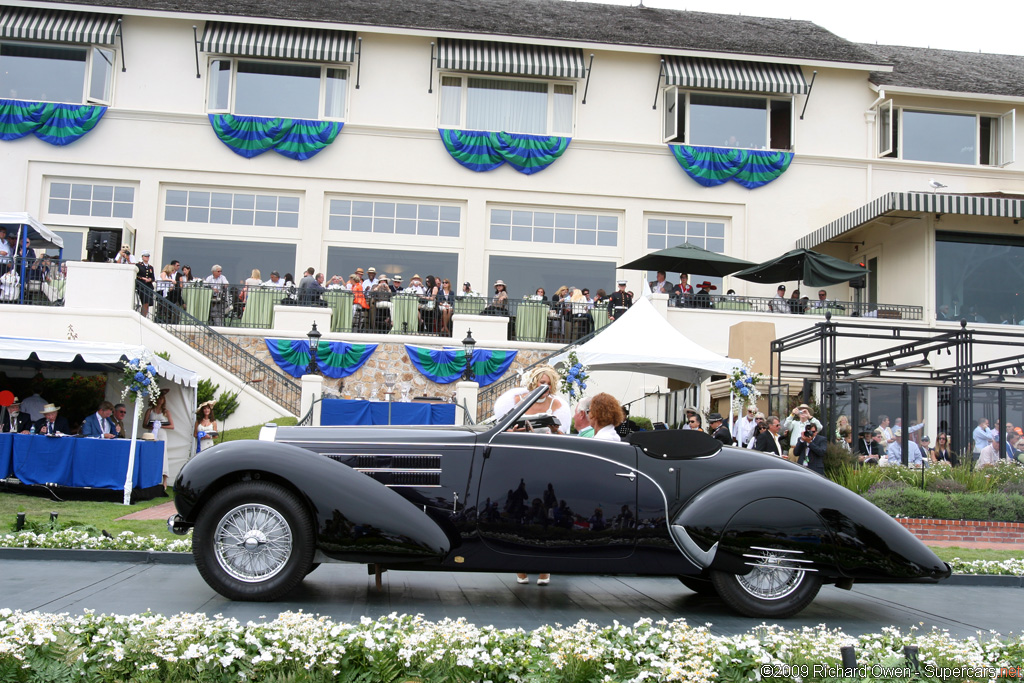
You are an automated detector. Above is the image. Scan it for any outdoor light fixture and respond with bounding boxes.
[462,329,477,382]
[306,322,322,375]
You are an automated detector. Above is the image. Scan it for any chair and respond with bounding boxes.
[515,301,548,341]
[182,285,213,324]
[454,297,486,316]
[325,290,354,332]
[239,287,276,328]
[391,294,419,334]
[717,300,753,312]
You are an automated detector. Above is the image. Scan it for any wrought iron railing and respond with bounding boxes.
[0,256,67,306]
[146,293,302,415]
[666,294,924,321]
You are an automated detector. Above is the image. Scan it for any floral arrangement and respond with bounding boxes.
[0,611,1022,682]
[120,355,160,408]
[729,358,763,415]
[558,351,589,403]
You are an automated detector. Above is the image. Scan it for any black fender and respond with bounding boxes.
[174,440,451,563]
[671,470,949,582]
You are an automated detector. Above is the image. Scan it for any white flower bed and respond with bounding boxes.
[0,610,1021,682]
[0,530,1021,577]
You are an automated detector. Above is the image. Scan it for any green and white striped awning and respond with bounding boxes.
[200,22,356,62]
[798,192,1024,249]
[437,38,586,79]
[0,7,120,45]
[663,56,808,95]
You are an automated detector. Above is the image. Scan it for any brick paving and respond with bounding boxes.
[115,500,176,521]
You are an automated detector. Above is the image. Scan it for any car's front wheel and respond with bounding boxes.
[710,547,822,618]
[193,481,314,601]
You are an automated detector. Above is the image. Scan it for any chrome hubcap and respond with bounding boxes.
[736,548,805,600]
[214,504,293,583]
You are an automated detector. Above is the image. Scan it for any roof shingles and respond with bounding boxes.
[865,44,1024,98]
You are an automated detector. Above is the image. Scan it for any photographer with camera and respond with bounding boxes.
[793,423,827,475]
[783,403,822,461]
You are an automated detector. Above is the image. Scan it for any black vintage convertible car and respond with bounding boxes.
[171,387,950,618]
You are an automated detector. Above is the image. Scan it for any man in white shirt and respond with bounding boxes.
[364,267,379,290]
[783,404,822,458]
[263,270,285,288]
[406,274,426,296]
[973,417,995,455]
[204,264,230,326]
[681,406,699,430]
[769,284,791,313]
[459,281,480,298]
[732,407,757,448]
[19,390,48,422]
[648,270,673,296]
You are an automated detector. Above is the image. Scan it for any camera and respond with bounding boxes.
[804,425,816,437]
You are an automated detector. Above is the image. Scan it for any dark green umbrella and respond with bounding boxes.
[732,248,867,287]
[618,243,756,277]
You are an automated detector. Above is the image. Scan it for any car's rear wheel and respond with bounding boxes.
[677,576,717,596]
[193,481,314,601]
[710,547,822,618]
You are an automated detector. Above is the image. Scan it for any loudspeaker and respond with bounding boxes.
[848,276,866,289]
[86,230,117,262]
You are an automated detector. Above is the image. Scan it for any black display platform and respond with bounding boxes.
[1,479,167,504]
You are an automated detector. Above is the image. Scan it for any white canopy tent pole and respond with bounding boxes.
[123,399,141,505]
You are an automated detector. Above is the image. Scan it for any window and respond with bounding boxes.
[489,208,617,246]
[0,41,114,105]
[48,182,134,218]
[42,230,85,260]
[161,237,296,284]
[207,59,347,120]
[325,246,458,285]
[165,189,299,228]
[877,102,1015,166]
[935,231,1024,324]
[647,217,725,252]
[328,199,460,237]
[488,255,615,299]
[440,75,574,135]
[663,89,792,150]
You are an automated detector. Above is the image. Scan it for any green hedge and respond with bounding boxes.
[864,485,1024,522]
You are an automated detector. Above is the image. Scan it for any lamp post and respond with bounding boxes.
[307,321,322,375]
[462,329,476,382]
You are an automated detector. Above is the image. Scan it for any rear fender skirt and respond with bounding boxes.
[174,441,450,561]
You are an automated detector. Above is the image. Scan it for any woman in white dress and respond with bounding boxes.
[143,390,174,486]
[194,400,218,453]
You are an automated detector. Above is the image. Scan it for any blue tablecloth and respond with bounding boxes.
[0,433,163,490]
[320,399,456,426]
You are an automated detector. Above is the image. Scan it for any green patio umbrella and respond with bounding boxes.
[732,248,867,287]
[618,243,756,277]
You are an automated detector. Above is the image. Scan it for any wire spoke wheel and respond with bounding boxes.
[710,546,822,618]
[735,548,804,600]
[214,503,294,582]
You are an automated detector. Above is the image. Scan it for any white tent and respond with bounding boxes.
[0,336,200,484]
[0,212,64,249]
[559,296,740,385]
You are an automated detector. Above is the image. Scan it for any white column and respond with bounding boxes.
[454,381,479,426]
[65,261,137,311]
[300,374,324,426]
[649,292,669,318]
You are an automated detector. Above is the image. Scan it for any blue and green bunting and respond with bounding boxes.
[0,99,107,146]
[265,339,376,379]
[405,345,517,386]
[669,144,793,189]
[209,114,343,160]
[439,129,570,174]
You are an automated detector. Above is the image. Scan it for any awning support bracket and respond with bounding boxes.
[652,59,665,110]
[192,25,201,79]
[581,53,595,104]
[799,70,817,120]
[427,42,435,93]
[354,37,362,89]
[117,18,126,72]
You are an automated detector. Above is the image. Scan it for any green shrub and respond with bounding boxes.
[927,478,967,494]
[197,377,219,405]
[1001,482,1024,496]
[864,488,1024,522]
[824,444,857,480]
[630,416,653,432]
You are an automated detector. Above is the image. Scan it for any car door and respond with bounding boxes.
[475,433,638,559]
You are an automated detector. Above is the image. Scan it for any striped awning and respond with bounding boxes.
[798,192,1024,249]
[663,56,808,95]
[200,22,356,62]
[0,7,120,45]
[437,38,586,79]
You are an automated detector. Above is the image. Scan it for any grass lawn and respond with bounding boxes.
[1,417,297,541]
[929,546,1024,563]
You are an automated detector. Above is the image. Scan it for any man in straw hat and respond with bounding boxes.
[34,403,70,436]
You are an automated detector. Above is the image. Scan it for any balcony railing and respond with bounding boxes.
[667,294,924,321]
[0,256,66,307]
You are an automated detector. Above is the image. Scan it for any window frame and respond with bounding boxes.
[662,87,795,151]
[161,186,302,232]
[437,72,576,136]
[876,101,1016,166]
[0,39,116,106]
[205,56,349,121]
[326,195,463,239]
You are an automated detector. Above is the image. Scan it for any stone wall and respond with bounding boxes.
[227,334,550,402]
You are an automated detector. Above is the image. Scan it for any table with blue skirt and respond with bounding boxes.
[0,433,164,490]
[320,399,456,426]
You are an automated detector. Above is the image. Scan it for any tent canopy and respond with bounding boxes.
[0,212,64,249]
[0,337,198,386]
[732,248,866,287]
[556,296,739,385]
